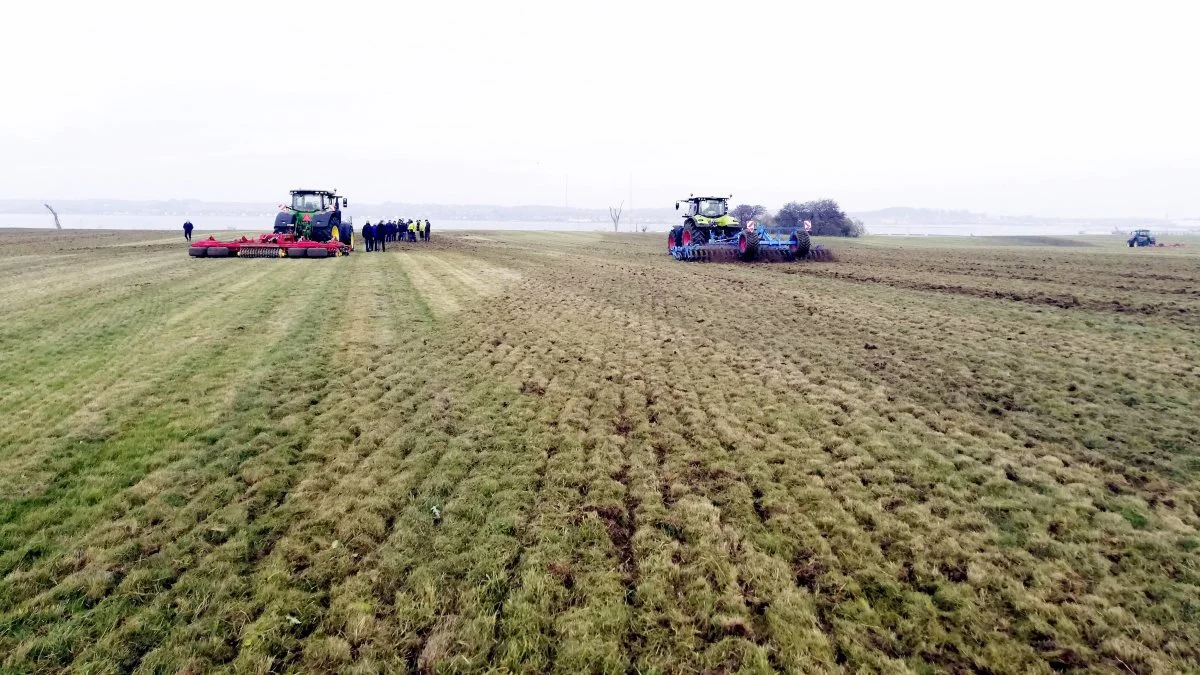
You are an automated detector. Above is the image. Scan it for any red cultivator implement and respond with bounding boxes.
[188,233,350,259]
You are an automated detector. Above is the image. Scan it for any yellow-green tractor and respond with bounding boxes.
[668,195,821,262]
[675,195,741,246]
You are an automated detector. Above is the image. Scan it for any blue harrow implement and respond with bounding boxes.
[667,226,834,262]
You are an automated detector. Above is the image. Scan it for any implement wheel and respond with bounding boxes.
[790,230,811,260]
[738,230,760,261]
[287,248,309,258]
[308,248,329,259]
[207,247,230,258]
[188,247,207,257]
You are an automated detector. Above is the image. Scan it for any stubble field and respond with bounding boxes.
[0,229,1197,674]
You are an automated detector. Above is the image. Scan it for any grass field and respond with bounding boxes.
[0,229,1197,674]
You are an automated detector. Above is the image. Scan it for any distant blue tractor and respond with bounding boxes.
[1128,229,1157,247]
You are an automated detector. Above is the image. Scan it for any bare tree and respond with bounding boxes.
[609,201,623,232]
[43,204,62,230]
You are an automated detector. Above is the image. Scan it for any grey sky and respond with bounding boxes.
[4,0,1197,218]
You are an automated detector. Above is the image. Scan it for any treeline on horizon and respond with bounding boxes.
[732,199,865,237]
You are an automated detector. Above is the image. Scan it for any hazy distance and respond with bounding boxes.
[4,0,1197,219]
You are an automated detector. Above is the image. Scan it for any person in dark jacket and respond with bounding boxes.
[183,220,194,242]
[363,221,374,252]
[378,221,387,252]
[423,219,431,241]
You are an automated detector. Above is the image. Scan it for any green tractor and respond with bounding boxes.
[273,189,354,246]
[1128,229,1157,247]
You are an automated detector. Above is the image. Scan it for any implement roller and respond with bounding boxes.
[188,233,348,258]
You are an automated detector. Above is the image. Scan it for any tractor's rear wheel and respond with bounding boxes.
[309,216,334,243]
[668,228,680,251]
[188,247,207,257]
[738,230,760,261]
[683,221,706,247]
[340,225,354,247]
[207,247,230,257]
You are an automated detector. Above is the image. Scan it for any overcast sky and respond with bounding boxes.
[4,0,1197,218]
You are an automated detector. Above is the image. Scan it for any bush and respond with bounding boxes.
[769,199,862,237]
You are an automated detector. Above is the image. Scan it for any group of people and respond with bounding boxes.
[360,219,431,252]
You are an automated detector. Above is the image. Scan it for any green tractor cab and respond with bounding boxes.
[675,195,741,245]
[1128,229,1157,247]
[273,189,354,246]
